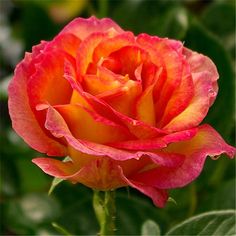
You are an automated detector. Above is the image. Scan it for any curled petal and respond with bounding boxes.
[135,68,162,126]
[130,124,236,189]
[8,49,67,156]
[76,32,106,77]
[123,178,168,208]
[184,47,219,106]
[45,106,183,167]
[158,61,194,128]
[55,103,133,143]
[27,51,73,108]
[110,128,197,150]
[46,33,81,58]
[163,48,219,132]
[93,31,135,62]
[137,34,183,122]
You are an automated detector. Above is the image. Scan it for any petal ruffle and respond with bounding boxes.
[130,124,235,189]
[59,16,124,40]
[109,128,197,150]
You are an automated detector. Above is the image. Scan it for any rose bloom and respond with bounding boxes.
[8,17,235,207]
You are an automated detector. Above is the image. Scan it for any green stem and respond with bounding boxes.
[93,190,116,236]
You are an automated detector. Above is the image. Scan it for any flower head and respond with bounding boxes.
[8,16,235,207]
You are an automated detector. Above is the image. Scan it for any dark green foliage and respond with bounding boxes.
[0,0,235,235]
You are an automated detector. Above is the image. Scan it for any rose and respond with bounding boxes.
[8,16,235,207]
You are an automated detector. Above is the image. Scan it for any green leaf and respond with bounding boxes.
[166,210,236,235]
[48,157,71,195]
[141,220,161,236]
[52,222,72,236]
[48,178,64,196]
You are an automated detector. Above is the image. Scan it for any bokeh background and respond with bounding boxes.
[0,0,235,235]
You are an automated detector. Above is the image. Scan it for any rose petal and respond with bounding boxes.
[130,124,236,189]
[163,48,219,132]
[100,79,142,117]
[32,157,168,207]
[157,60,194,127]
[123,178,168,208]
[137,34,183,123]
[184,47,219,106]
[32,157,126,190]
[59,16,124,40]
[109,45,149,80]
[110,128,197,150]
[8,49,67,156]
[44,105,183,167]
[65,64,167,139]
[55,103,133,143]
[76,32,106,78]
[27,51,73,108]
[82,66,127,96]
[46,33,81,58]
[135,68,162,126]
[93,31,135,62]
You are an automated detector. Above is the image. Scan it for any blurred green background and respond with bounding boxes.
[0,0,235,235]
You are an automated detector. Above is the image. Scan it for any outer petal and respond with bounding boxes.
[45,106,184,167]
[184,48,219,106]
[32,157,168,207]
[27,51,73,108]
[8,49,67,156]
[59,16,124,40]
[130,124,236,189]
[123,178,168,208]
[164,48,219,132]
[32,157,126,190]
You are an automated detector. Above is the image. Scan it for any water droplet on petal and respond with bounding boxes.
[210,155,221,160]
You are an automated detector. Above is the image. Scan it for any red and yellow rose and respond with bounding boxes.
[8,17,235,207]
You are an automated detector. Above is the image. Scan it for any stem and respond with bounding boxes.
[93,190,116,236]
